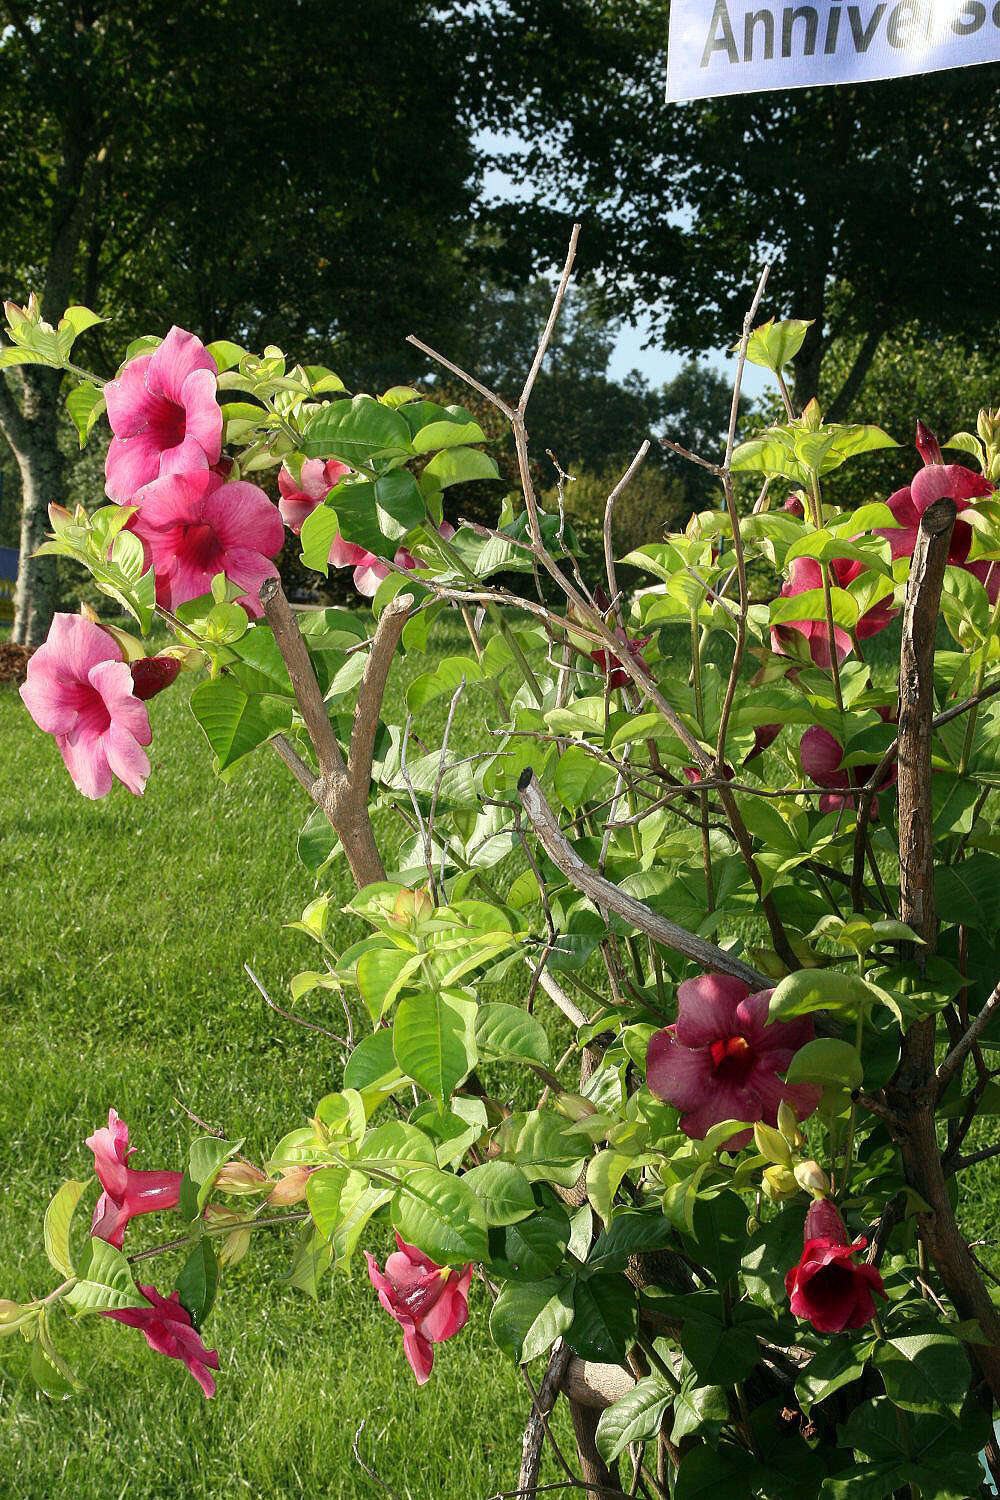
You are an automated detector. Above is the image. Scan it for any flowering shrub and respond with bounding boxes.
[4,265,1000,1497]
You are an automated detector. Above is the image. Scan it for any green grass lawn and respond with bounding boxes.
[0,613,575,1500]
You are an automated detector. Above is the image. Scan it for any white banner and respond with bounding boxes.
[666,1,1000,101]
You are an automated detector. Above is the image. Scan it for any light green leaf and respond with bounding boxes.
[393,989,478,1106]
[189,678,293,770]
[391,1166,488,1264]
[65,383,106,448]
[43,1180,85,1280]
[65,1238,146,1313]
[596,1375,673,1463]
[490,1277,574,1364]
[422,446,500,487]
[744,317,812,373]
[475,1003,551,1066]
[300,393,412,466]
[463,1160,536,1226]
[356,946,424,1023]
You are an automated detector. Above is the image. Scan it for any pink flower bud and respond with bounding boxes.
[129,655,182,701]
[914,419,943,467]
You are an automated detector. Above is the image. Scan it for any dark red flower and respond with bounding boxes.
[129,655,182,701]
[785,1198,885,1333]
[646,973,820,1149]
[589,627,651,690]
[874,421,996,597]
[799,711,896,814]
[102,1282,220,1396]
[771,555,896,668]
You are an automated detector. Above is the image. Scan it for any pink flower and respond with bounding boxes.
[646,973,820,1149]
[799,711,896,815]
[277,458,352,536]
[86,1108,182,1249]
[349,522,455,599]
[771,555,895,669]
[19,614,152,799]
[785,1198,885,1334]
[104,326,222,502]
[365,1234,471,1384]
[127,469,285,616]
[102,1283,220,1397]
[873,421,995,597]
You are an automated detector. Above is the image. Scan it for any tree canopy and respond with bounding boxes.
[466,0,1000,413]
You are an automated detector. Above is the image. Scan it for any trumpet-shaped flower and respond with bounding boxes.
[104,326,222,502]
[874,421,995,596]
[86,1108,182,1249]
[277,458,352,537]
[365,1234,471,1384]
[799,712,896,814]
[128,469,284,615]
[646,973,820,1149]
[350,522,455,599]
[19,614,152,799]
[771,556,895,669]
[785,1198,885,1333]
[102,1283,220,1396]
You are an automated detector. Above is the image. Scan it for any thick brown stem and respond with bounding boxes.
[887,498,1000,1401]
[261,579,412,890]
[569,1398,621,1498]
[519,1342,573,1495]
[517,769,769,989]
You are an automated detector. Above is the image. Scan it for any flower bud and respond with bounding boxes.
[129,655,182,700]
[793,1159,831,1197]
[218,1226,253,1268]
[213,1161,271,1196]
[393,885,433,926]
[754,1121,792,1166]
[977,407,1000,448]
[915,419,943,467]
[777,1099,803,1148]
[800,398,823,431]
[267,1166,313,1206]
[762,1165,799,1203]
[0,1299,28,1335]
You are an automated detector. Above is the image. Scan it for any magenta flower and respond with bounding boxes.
[277,458,352,536]
[646,973,820,1149]
[873,420,995,596]
[128,469,284,615]
[785,1199,885,1334]
[104,326,222,502]
[102,1283,220,1397]
[19,614,152,799]
[365,1234,471,1384]
[86,1108,182,1249]
[350,522,456,599]
[799,710,896,815]
[771,555,895,669]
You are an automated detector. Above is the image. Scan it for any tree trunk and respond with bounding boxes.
[9,369,65,646]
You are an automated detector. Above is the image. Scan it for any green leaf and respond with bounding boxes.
[206,339,246,373]
[935,852,1000,933]
[489,1202,570,1281]
[681,1315,759,1385]
[785,1038,864,1091]
[179,1135,243,1220]
[587,1210,674,1272]
[300,393,412,467]
[190,678,293,770]
[744,317,812,373]
[357,946,424,1023]
[475,1002,551,1066]
[687,1191,748,1283]
[769,587,859,630]
[65,1238,146,1313]
[795,1337,871,1413]
[670,1374,729,1442]
[343,1029,399,1092]
[393,989,478,1105]
[306,1166,350,1238]
[874,1333,971,1420]
[567,1273,637,1362]
[43,1180,85,1279]
[674,1442,755,1498]
[463,1161,537,1226]
[494,1110,587,1188]
[768,968,895,1022]
[489,1277,574,1363]
[391,1166,488,1264]
[65,382,106,447]
[553,744,616,810]
[287,1221,333,1299]
[30,1325,83,1397]
[596,1375,673,1463]
[175,1240,219,1330]
[299,496,343,576]
[374,468,425,541]
[422,445,500,488]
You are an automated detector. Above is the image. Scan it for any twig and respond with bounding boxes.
[400,713,436,899]
[517,769,769,989]
[429,675,466,890]
[520,225,581,412]
[406,334,514,421]
[127,1211,311,1264]
[936,978,1000,1099]
[951,1139,1000,1173]
[519,1343,575,1496]
[244,963,347,1044]
[353,1411,407,1500]
[603,443,650,627]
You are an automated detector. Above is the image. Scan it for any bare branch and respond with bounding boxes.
[603,442,650,624]
[517,769,769,989]
[270,732,316,794]
[520,224,581,413]
[936,978,1000,1099]
[260,577,344,779]
[244,963,347,1045]
[405,334,514,421]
